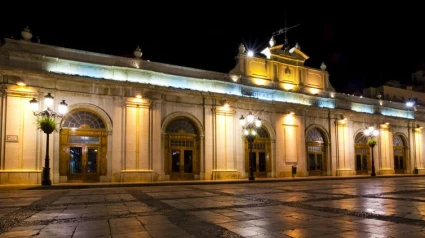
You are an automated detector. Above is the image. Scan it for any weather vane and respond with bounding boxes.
[271,14,300,51]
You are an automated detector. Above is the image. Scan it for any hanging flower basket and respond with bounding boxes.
[367,138,377,147]
[36,116,57,134]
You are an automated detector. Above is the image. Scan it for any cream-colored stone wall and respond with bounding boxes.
[0,81,420,184]
[0,39,423,184]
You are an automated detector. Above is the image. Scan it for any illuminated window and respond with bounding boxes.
[256,127,270,138]
[166,118,197,134]
[63,111,106,129]
[354,133,368,144]
[307,128,324,142]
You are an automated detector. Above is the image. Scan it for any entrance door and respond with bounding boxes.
[251,151,267,178]
[308,153,324,176]
[246,141,269,178]
[393,136,406,174]
[356,154,369,174]
[170,149,194,180]
[69,145,99,182]
[394,154,405,174]
[355,146,369,175]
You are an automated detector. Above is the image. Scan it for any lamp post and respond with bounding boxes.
[30,93,68,186]
[239,112,261,180]
[364,126,379,176]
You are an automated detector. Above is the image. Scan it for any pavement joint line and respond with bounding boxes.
[191,186,425,227]
[15,211,160,228]
[36,199,141,208]
[127,189,241,238]
[0,191,68,234]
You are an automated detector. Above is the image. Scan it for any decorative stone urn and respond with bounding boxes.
[21,26,33,41]
[134,46,142,58]
[320,62,327,70]
[238,43,245,53]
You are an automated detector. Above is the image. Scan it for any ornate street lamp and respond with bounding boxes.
[364,126,379,176]
[30,93,68,185]
[240,112,261,180]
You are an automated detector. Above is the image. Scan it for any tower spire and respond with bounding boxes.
[284,13,289,50]
[271,13,299,51]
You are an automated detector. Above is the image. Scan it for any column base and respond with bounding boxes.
[212,170,239,180]
[336,169,353,176]
[379,169,395,175]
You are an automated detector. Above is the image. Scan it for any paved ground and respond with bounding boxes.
[1,177,425,237]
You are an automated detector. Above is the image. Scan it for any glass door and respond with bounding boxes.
[248,142,268,178]
[68,145,99,182]
[170,149,194,180]
[84,147,99,182]
[308,153,324,176]
[69,146,83,181]
[355,146,369,175]
[394,148,405,174]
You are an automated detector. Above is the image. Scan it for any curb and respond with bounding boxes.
[9,174,425,190]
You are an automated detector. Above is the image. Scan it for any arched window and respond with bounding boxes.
[166,118,197,134]
[394,135,404,146]
[307,128,324,142]
[257,127,270,138]
[63,111,106,129]
[355,133,368,144]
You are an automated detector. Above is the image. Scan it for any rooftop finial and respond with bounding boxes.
[238,43,246,53]
[21,26,33,41]
[320,62,327,70]
[134,46,142,58]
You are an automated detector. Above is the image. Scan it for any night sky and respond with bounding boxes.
[1,5,425,94]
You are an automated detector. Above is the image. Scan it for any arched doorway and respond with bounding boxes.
[306,128,327,176]
[164,117,200,180]
[244,126,271,178]
[354,132,370,175]
[394,134,406,174]
[59,110,108,182]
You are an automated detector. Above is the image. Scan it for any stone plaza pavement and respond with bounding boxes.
[1,176,425,237]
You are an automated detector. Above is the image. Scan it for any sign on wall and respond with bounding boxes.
[6,135,18,142]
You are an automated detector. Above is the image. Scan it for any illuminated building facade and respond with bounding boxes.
[0,31,424,184]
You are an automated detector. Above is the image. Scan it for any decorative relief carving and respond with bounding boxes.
[285,66,291,76]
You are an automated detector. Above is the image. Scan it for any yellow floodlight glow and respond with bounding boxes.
[310,88,319,95]
[283,83,294,91]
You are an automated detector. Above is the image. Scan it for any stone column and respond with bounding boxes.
[379,123,394,175]
[335,118,352,176]
[413,126,424,174]
[211,106,238,180]
[122,99,151,182]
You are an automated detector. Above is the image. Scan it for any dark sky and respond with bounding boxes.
[1,5,425,94]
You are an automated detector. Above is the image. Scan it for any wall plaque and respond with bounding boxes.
[6,135,18,142]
